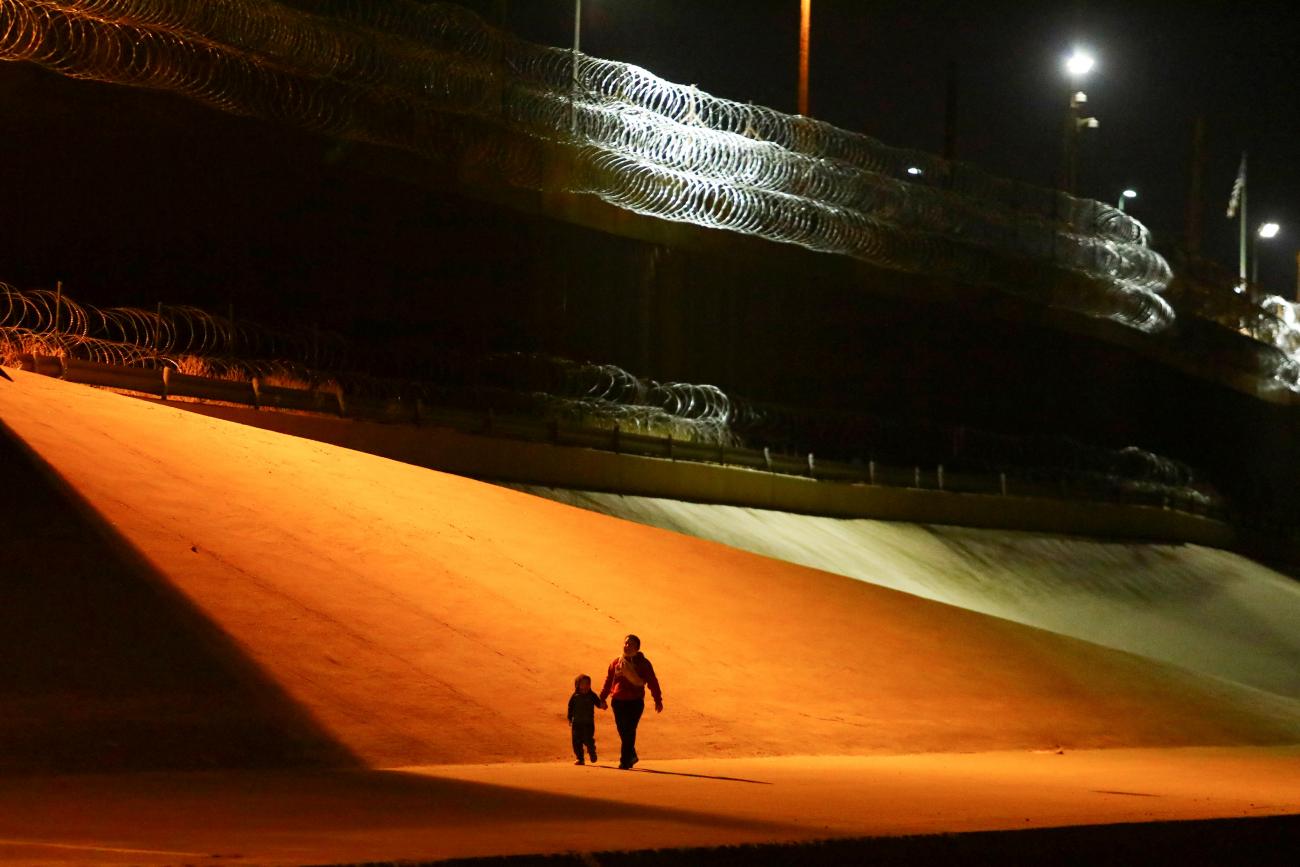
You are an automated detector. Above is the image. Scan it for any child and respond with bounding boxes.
[567,673,607,765]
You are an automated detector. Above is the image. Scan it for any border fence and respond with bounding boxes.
[15,352,1223,523]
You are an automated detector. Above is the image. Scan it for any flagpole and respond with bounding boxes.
[1239,152,1248,288]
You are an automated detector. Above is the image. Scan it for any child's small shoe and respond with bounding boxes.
[588,748,597,763]
[574,759,585,765]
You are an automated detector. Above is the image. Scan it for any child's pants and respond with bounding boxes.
[571,721,596,762]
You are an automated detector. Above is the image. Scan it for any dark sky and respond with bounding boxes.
[470,0,1300,293]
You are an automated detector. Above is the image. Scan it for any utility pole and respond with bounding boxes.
[1059,50,1096,195]
[570,0,582,135]
[798,0,811,116]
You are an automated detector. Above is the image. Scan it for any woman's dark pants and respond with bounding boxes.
[611,698,645,768]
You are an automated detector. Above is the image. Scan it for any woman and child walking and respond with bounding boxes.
[566,634,663,769]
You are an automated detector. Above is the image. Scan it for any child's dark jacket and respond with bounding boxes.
[567,691,603,725]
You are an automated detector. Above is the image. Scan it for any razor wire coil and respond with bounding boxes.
[2,0,1173,331]
[1,279,1219,509]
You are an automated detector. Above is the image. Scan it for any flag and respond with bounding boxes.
[1226,153,1246,219]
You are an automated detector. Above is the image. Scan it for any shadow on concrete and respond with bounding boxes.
[0,418,358,773]
[424,814,1300,867]
[595,765,772,785]
[0,767,808,860]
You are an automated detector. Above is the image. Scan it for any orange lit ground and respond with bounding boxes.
[0,748,1297,865]
[0,367,1298,864]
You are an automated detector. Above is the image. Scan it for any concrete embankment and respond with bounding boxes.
[1,367,1298,776]
[518,486,1300,700]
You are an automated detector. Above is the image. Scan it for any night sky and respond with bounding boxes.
[478,0,1300,292]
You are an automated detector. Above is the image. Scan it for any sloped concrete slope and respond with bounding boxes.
[0,414,355,774]
[1,368,1298,773]
[517,488,1300,699]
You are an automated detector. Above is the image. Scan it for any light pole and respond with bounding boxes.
[1061,48,1097,195]
[798,0,812,116]
[570,0,583,134]
[1117,189,1136,211]
[573,0,582,55]
[1252,221,1281,287]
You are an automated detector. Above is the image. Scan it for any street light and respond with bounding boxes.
[1117,189,1137,211]
[1060,48,1098,195]
[1065,49,1096,78]
[1253,221,1281,286]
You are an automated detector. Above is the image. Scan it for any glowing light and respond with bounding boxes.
[1122,189,1137,200]
[1065,49,1096,78]
[1259,222,1281,239]
[906,166,923,176]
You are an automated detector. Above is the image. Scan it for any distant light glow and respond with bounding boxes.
[1259,222,1281,239]
[1122,189,1137,200]
[906,166,923,176]
[1065,49,1096,78]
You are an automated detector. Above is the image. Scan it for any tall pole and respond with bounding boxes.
[573,0,582,56]
[571,0,582,135]
[53,280,62,348]
[798,0,811,116]
[1060,90,1081,194]
[1060,50,1095,195]
[1063,89,1084,195]
[1238,153,1248,288]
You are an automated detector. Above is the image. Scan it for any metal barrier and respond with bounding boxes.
[17,353,1222,522]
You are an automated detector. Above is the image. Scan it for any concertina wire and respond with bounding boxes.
[1,279,1215,506]
[2,0,1175,331]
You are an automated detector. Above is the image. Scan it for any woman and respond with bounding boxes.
[598,634,663,769]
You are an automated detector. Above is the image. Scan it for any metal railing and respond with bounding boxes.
[16,353,1223,522]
